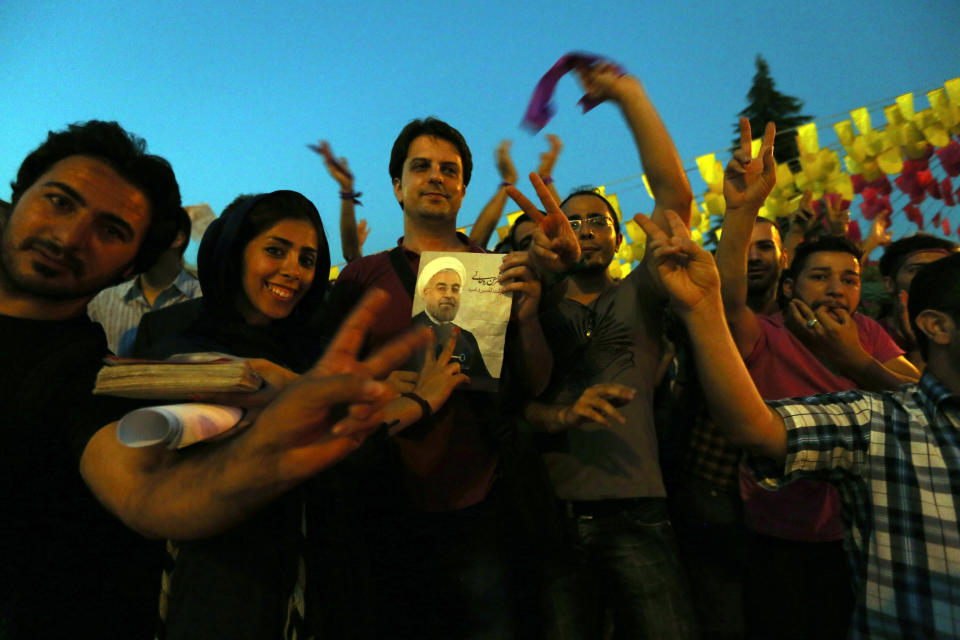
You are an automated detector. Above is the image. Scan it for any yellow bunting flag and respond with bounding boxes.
[884,104,904,127]
[945,78,960,104]
[624,219,645,244]
[329,265,339,280]
[507,210,524,226]
[877,147,904,175]
[851,107,872,134]
[696,153,720,184]
[796,123,819,154]
[641,174,653,199]
[496,225,510,241]
[834,120,855,146]
[895,93,915,120]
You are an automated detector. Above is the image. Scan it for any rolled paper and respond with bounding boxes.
[117,403,244,449]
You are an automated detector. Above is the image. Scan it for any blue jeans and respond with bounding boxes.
[543,499,697,640]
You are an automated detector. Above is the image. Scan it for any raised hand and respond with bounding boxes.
[357,218,370,251]
[724,118,777,213]
[495,140,518,185]
[506,173,580,272]
[242,289,430,482]
[824,193,851,235]
[575,61,634,104]
[310,140,354,191]
[537,133,563,178]
[865,211,892,247]
[634,209,721,315]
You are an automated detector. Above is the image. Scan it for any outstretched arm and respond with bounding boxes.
[635,210,787,463]
[577,62,692,231]
[313,140,364,262]
[470,140,518,249]
[536,133,563,206]
[80,291,430,540]
[715,118,777,357]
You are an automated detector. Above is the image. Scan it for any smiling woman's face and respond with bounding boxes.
[236,218,318,325]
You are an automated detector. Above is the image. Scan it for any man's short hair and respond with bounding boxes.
[9,120,183,274]
[878,233,958,280]
[908,252,960,359]
[389,117,473,188]
[787,236,861,278]
[560,189,621,235]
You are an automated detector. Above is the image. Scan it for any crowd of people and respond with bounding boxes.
[1,60,959,640]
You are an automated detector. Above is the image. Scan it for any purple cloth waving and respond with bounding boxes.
[521,52,625,132]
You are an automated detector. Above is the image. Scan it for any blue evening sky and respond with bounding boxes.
[3,0,958,264]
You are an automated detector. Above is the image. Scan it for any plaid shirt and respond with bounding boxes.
[750,372,960,639]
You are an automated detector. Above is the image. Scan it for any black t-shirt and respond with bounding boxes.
[0,313,162,639]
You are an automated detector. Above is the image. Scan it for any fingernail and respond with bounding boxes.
[363,380,386,397]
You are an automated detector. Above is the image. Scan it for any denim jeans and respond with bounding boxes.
[543,499,697,640]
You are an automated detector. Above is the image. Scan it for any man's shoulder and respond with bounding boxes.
[336,250,396,286]
[87,279,136,316]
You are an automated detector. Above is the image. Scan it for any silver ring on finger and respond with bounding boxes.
[806,317,820,328]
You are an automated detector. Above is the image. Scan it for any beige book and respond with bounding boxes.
[93,353,263,399]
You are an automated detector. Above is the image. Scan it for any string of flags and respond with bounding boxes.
[495,76,960,278]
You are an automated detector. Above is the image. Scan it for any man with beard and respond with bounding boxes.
[410,256,491,381]
[519,63,697,639]
[0,120,183,638]
[745,217,787,315]
[716,118,920,639]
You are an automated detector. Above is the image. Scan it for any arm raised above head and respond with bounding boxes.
[576,63,692,231]
[634,209,787,463]
[715,118,777,356]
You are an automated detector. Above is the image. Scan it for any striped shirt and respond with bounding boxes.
[750,372,960,639]
[87,269,201,356]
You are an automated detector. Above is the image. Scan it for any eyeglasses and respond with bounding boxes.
[569,215,614,232]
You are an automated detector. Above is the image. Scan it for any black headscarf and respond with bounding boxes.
[156,190,331,372]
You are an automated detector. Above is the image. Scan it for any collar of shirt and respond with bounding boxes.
[917,370,959,415]
[122,269,198,304]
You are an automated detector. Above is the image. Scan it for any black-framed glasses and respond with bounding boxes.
[569,215,613,232]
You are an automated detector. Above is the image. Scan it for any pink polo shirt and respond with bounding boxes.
[740,311,903,541]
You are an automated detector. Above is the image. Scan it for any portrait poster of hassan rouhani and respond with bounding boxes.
[410,252,512,392]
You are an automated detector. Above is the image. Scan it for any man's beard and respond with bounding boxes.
[0,236,117,301]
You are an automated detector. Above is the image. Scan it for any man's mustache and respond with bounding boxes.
[23,238,83,276]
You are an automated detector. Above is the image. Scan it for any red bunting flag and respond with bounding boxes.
[846,219,862,244]
[944,217,952,236]
[942,178,955,206]
[936,139,960,177]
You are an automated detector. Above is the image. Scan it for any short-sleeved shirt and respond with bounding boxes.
[537,271,667,500]
[749,372,960,639]
[322,236,498,509]
[741,311,904,541]
[88,269,201,356]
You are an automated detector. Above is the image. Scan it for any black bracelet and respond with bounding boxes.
[400,391,433,422]
[339,190,363,206]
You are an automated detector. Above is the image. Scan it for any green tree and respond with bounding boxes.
[734,55,812,170]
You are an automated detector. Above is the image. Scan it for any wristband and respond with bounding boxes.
[339,190,363,206]
[400,391,433,422]
[539,175,554,185]
[499,181,513,188]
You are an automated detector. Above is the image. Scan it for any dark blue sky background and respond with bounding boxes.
[3,0,958,264]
